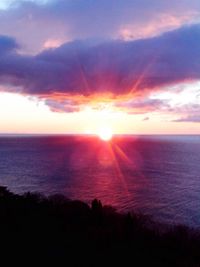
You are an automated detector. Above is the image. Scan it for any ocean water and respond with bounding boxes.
[1,134,200,227]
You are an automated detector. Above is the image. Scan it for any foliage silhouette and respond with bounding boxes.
[0,186,200,266]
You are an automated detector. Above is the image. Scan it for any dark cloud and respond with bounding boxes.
[143,117,149,121]
[0,24,200,101]
[0,35,18,54]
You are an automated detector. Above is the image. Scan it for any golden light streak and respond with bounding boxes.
[106,141,131,197]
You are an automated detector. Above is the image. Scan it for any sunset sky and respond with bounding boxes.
[0,0,200,134]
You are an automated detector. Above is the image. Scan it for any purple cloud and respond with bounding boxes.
[45,99,80,113]
[174,115,200,122]
[172,104,200,122]
[0,0,199,53]
[115,99,169,114]
[0,24,200,100]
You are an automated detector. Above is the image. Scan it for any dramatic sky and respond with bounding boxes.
[0,0,200,134]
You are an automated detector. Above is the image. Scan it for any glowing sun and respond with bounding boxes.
[98,127,113,141]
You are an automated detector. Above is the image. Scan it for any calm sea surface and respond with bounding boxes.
[1,135,200,227]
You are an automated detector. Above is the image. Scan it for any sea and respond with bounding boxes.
[1,134,200,227]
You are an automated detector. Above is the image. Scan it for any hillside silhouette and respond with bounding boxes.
[0,185,200,266]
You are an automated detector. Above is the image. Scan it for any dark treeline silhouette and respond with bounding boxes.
[0,185,200,266]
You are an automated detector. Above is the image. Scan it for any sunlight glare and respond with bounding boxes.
[98,127,113,141]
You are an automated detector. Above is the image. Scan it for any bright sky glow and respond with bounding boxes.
[1,91,200,134]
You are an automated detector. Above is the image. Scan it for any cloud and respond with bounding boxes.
[174,115,200,122]
[143,117,149,121]
[0,0,199,120]
[115,98,169,114]
[172,103,200,122]
[0,35,19,54]
[0,0,199,53]
[45,99,80,113]
[0,24,200,101]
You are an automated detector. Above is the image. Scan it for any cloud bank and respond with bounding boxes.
[0,0,199,53]
[0,25,200,99]
[0,0,200,117]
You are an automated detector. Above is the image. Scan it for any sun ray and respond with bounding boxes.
[114,144,133,165]
[106,142,131,197]
[128,54,160,96]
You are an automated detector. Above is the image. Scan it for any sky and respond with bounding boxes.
[0,0,200,134]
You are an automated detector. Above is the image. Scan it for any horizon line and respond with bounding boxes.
[1,133,200,136]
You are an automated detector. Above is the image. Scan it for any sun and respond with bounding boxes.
[98,127,113,141]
